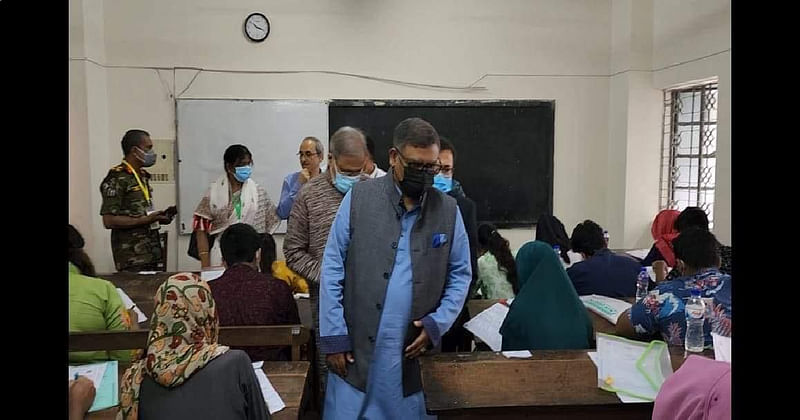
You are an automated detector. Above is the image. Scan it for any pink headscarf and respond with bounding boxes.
[652,355,731,420]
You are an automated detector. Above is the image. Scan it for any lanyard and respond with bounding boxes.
[121,160,151,205]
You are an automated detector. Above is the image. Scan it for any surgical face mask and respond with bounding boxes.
[233,165,252,182]
[332,160,362,193]
[135,146,157,167]
[333,172,361,194]
[433,174,453,193]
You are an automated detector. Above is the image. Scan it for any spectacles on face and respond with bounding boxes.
[297,151,320,159]
[332,159,365,177]
[396,151,442,175]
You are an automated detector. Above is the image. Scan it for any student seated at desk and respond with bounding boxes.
[475,223,517,300]
[212,223,301,361]
[260,232,309,294]
[68,224,134,363]
[616,228,732,347]
[535,214,582,268]
[652,355,731,420]
[119,273,268,420]
[648,207,733,282]
[500,241,594,351]
[566,220,641,298]
[640,209,681,267]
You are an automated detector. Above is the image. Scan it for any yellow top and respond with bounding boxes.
[271,260,309,294]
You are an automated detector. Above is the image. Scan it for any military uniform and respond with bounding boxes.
[100,161,164,272]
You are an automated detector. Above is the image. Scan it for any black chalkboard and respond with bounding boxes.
[328,100,554,228]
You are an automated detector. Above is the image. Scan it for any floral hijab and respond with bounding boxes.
[117,273,228,419]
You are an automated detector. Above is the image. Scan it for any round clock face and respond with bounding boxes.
[244,13,270,42]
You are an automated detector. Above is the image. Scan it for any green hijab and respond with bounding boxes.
[500,241,594,351]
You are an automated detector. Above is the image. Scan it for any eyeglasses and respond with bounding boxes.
[396,152,442,175]
[297,151,320,158]
[332,159,365,177]
[439,165,454,176]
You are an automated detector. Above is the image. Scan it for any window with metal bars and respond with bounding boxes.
[659,81,718,228]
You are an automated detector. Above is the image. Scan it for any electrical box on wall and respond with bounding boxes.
[149,139,175,183]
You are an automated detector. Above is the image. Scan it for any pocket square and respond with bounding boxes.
[432,233,448,248]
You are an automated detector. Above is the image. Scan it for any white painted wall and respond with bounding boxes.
[652,0,731,244]
[68,0,731,272]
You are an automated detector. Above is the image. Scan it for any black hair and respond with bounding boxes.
[672,227,720,269]
[219,223,262,265]
[535,214,571,264]
[260,233,278,274]
[570,219,606,257]
[68,224,96,277]
[439,136,457,163]
[392,117,440,151]
[675,207,710,232]
[121,129,150,155]
[478,223,519,294]
[223,144,252,169]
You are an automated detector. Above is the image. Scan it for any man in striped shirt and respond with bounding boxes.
[283,126,368,399]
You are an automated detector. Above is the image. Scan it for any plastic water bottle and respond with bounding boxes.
[603,230,609,246]
[684,289,706,352]
[635,268,650,301]
[552,244,561,258]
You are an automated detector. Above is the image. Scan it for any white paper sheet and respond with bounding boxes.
[116,288,148,322]
[712,333,731,363]
[69,362,107,388]
[579,295,632,325]
[587,351,648,403]
[501,350,532,358]
[596,335,671,401]
[252,362,286,414]
[463,303,509,351]
[200,267,225,282]
[625,249,651,260]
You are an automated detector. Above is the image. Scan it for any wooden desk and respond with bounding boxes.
[87,361,311,420]
[420,348,713,419]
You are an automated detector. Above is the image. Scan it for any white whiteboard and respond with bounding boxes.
[176,99,329,234]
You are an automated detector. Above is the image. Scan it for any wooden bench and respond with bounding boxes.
[99,272,314,329]
[420,348,714,419]
[70,325,311,361]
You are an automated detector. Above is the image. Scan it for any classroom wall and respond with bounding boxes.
[652,0,731,245]
[68,0,731,272]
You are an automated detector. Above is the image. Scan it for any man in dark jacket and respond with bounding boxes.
[435,136,479,352]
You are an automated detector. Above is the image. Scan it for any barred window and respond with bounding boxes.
[659,81,718,228]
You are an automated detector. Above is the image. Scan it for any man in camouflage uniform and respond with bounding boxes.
[100,129,174,272]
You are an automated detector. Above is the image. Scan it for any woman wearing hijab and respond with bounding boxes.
[118,273,269,420]
[193,144,280,268]
[535,214,582,268]
[500,241,594,351]
[641,209,681,267]
[69,224,134,363]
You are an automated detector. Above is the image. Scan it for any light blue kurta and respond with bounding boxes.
[319,189,472,420]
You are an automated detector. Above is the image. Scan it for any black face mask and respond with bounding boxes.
[399,165,434,200]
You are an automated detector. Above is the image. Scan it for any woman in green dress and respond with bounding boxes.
[475,223,517,300]
[69,224,134,363]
